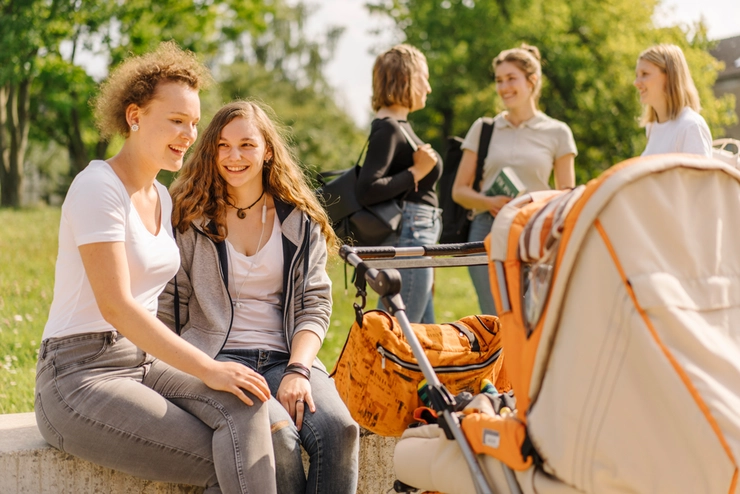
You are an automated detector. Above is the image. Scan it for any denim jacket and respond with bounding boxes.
[157,199,332,369]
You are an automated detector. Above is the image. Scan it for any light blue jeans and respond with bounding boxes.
[468,212,497,316]
[217,349,359,494]
[378,202,442,323]
[34,331,276,494]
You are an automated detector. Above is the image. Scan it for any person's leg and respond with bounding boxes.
[146,356,277,494]
[467,212,497,315]
[34,332,220,493]
[379,203,441,323]
[217,349,305,494]
[260,354,360,494]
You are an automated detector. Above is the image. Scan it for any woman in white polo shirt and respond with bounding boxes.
[452,44,577,315]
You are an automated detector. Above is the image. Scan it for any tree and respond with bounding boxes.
[29,0,274,183]
[217,1,365,174]
[0,0,83,207]
[368,0,736,182]
[21,0,361,202]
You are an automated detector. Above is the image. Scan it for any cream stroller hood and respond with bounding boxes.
[492,154,740,493]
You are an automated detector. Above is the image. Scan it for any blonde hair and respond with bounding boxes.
[638,44,701,125]
[170,100,337,250]
[492,43,543,105]
[93,41,211,139]
[371,44,427,112]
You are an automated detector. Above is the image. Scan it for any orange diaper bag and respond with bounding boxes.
[330,309,508,437]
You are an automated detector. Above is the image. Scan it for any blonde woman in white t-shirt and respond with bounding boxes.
[634,44,712,157]
[452,44,577,315]
[34,43,277,493]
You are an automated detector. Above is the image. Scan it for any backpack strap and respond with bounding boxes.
[474,118,494,191]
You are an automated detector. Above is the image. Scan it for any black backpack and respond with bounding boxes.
[438,118,494,244]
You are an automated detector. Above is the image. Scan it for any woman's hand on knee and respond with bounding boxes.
[202,360,271,406]
[277,375,315,431]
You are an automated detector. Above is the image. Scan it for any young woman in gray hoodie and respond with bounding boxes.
[159,100,359,494]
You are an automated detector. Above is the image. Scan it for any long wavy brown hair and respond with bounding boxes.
[170,100,337,251]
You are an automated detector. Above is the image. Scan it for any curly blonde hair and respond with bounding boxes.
[371,44,427,112]
[170,100,338,251]
[93,41,211,139]
[493,43,543,105]
[637,44,701,126]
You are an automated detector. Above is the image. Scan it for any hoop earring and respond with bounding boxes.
[131,124,139,132]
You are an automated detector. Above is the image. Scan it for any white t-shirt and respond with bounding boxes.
[43,160,180,340]
[224,214,287,352]
[462,111,577,215]
[642,107,712,158]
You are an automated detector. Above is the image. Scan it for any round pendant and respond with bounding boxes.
[236,209,247,219]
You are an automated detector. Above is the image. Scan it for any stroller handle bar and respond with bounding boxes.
[341,241,486,259]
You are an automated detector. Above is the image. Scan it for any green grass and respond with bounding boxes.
[0,208,60,413]
[0,208,481,413]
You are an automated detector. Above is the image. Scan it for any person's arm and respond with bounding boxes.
[277,220,331,429]
[451,149,511,215]
[356,120,436,206]
[278,330,322,431]
[553,153,576,190]
[80,241,271,405]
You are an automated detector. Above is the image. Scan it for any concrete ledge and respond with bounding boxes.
[0,413,398,493]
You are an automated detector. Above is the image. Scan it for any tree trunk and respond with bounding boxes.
[2,79,32,207]
[67,96,89,176]
[0,85,9,206]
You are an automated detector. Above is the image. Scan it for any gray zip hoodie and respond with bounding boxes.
[157,199,332,370]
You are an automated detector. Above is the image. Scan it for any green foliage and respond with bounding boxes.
[218,63,366,174]
[368,0,736,182]
[17,0,363,203]
[0,208,482,412]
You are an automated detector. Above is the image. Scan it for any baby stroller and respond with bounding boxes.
[339,241,518,494]
[388,154,740,494]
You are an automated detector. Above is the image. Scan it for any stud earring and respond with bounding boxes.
[131,124,139,132]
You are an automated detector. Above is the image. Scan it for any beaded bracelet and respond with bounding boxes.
[283,362,311,381]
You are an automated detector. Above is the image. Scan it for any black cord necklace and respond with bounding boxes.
[225,189,265,219]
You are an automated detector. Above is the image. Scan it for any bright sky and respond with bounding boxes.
[309,0,740,126]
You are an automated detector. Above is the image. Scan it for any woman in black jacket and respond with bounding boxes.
[356,44,442,323]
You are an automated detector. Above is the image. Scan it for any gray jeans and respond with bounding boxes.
[34,331,277,494]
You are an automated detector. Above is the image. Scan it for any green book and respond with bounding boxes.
[486,166,527,198]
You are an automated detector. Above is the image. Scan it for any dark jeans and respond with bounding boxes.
[217,349,359,494]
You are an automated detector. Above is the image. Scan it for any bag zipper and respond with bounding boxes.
[376,344,502,372]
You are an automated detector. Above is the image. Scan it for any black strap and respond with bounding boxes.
[473,119,494,192]
[171,225,181,335]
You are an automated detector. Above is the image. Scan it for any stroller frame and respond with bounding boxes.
[340,241,521,494]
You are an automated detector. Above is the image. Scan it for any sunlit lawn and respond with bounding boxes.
[0,208,481,413]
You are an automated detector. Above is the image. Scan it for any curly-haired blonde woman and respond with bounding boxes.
[634,44,712,157]
[160,100,359,494]
[34,43,277,493]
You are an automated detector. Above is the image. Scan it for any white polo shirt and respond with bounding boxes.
[462,111,577,215]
